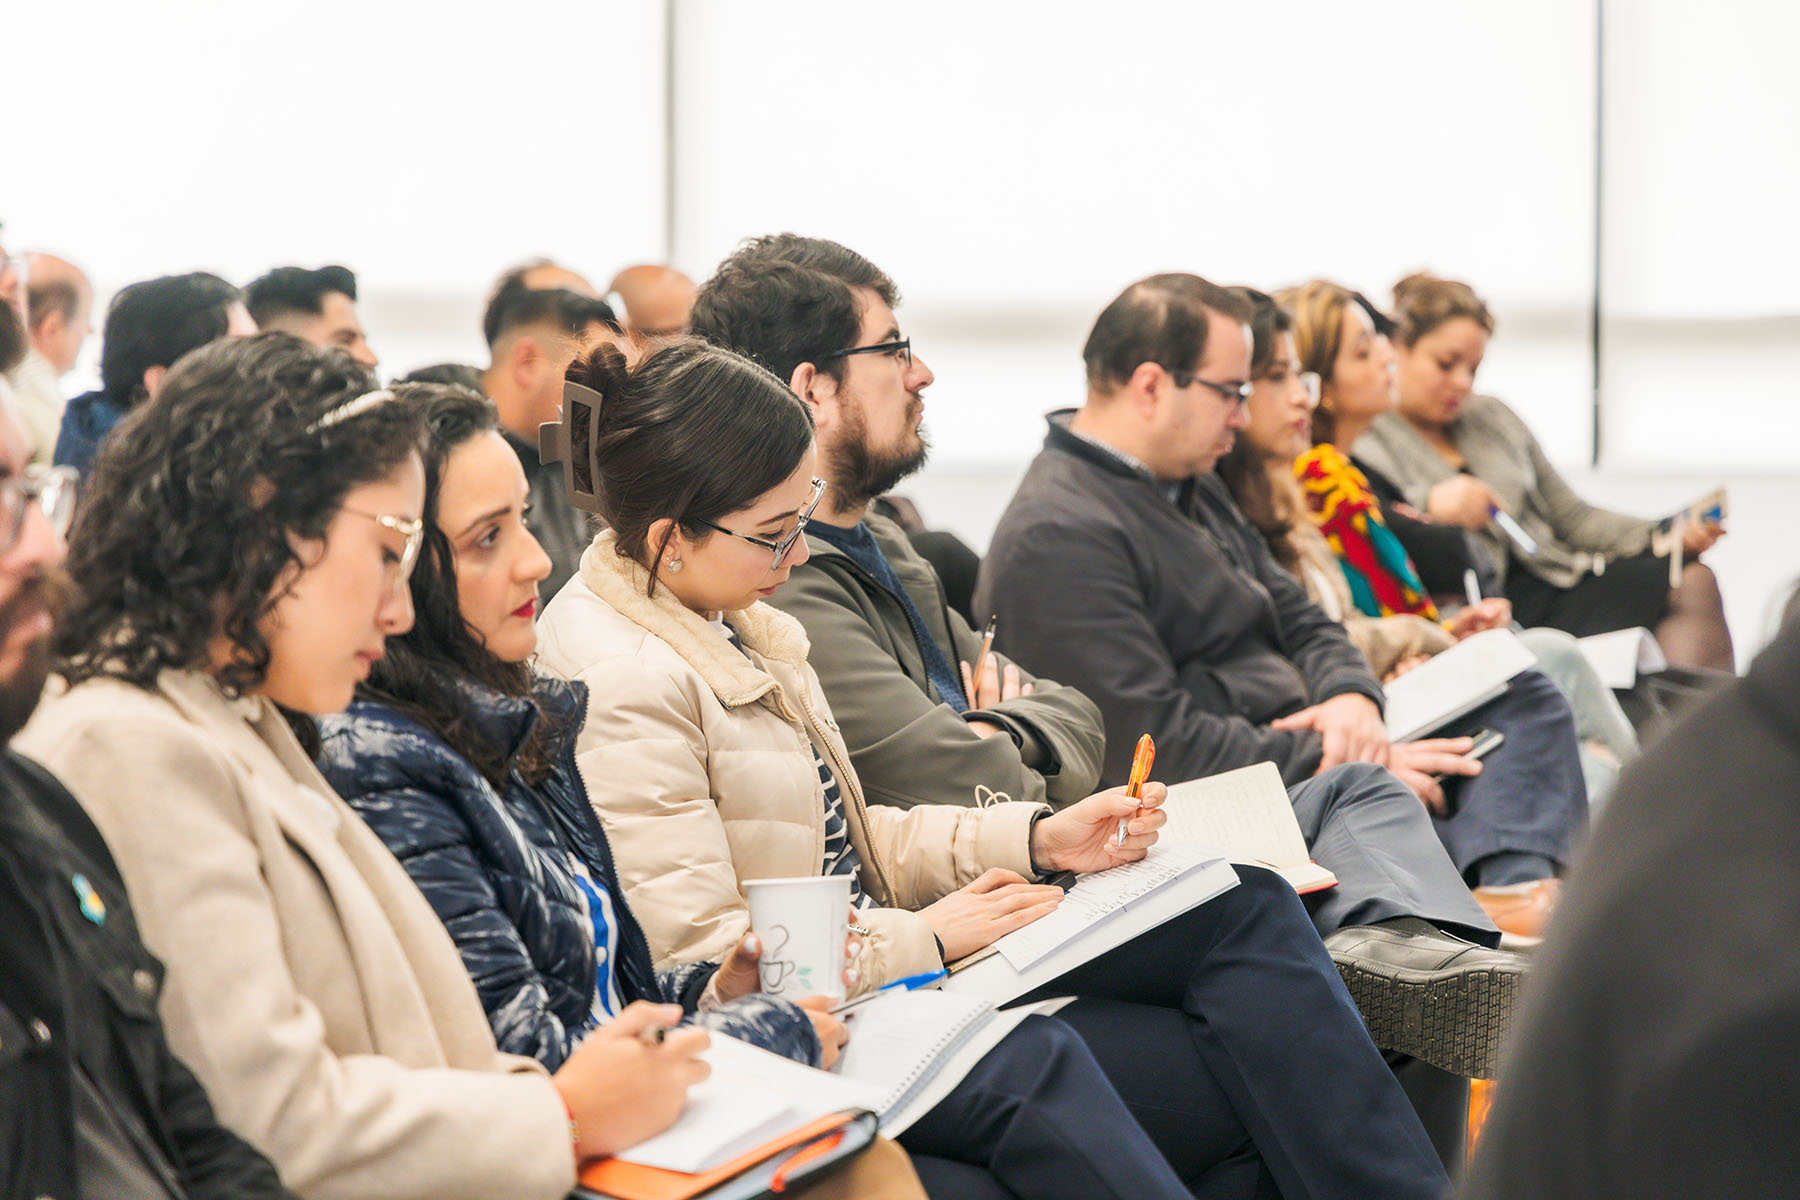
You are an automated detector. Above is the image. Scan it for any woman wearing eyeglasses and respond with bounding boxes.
[15,334,752,1200]
[535,338,1455,1199]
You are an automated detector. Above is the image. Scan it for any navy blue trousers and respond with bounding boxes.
[905,868,1449,1200]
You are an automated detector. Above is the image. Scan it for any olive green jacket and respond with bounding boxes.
[767,512,1105,813]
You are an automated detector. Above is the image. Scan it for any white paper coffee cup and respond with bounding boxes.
[743,875,853,1001]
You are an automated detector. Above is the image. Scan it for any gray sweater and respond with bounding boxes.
[1352,397,1655,590]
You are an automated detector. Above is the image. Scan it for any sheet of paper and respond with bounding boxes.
[617,1035,880,1173]
[1161,762,1307,867]
[1578,627,1668,690]
[946,850,1240,1007]
[1382,627,1537,741]
[989,843,1219,971]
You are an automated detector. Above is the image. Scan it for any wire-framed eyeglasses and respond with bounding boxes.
[693,477,828,571]
[0,465,77,553]
[340,506,424,593]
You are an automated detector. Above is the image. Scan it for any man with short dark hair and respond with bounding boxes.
[693,244,1525,1157]
[0,303,295,1198]
[481,280,620,600]
[6,252,94,465]
[245,264,378,369]
[53,272,254,474]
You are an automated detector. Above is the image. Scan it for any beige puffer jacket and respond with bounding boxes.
[535,533,1044,994]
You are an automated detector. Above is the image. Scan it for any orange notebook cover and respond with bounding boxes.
[577,1110,859,1200]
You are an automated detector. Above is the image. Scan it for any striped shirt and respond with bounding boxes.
[715,618,867,908]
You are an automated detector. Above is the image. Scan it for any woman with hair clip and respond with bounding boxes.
[13,333,912,1200]
[1218,286,1597,937]
[311,381,1265,1200]
[535,338,1459,1199]
[1352,272,1733,672]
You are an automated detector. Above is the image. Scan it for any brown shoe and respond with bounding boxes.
[1472,879,1562,940]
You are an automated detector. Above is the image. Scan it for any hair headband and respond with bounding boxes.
[306,388,397,434]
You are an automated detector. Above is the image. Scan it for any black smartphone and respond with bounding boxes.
[1430,728,1505,799]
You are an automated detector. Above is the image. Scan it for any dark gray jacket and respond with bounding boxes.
[768,512,1103,812]
[975,413,1383,787]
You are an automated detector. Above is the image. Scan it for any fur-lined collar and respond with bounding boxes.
[576,531,813,709]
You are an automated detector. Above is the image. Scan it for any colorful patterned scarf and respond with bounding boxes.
[1294,444,1438,620]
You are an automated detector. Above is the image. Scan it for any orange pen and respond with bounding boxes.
[1116,734,1156,847]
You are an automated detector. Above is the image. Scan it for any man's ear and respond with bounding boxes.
[1126,361,1165,420]
[30,307,64,346]
[788,361,832,424]
[511,334,543,383]
[141,364,169,400]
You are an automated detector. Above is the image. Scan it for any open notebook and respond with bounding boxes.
[946,842,1239,1005]
[1160,762,1336,894]
[610,992,1062,1175]
[1381,627,1537,741]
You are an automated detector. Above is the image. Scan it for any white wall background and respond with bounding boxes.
[6,0,1796,659]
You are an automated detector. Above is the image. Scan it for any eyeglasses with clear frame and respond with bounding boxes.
[339,506,424,593]
[693,477,828,571]
[821,338,912,370]
[1170,368,1254,406]
[0,465,77,553]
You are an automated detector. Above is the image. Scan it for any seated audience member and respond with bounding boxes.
[608,263,698,343]
[0,301,295,1199]
[978,275,1586,904]
[1463,617,1800,1199]
[245,264,379,369]
[18,334,736,1200]
[533,336,1471,1198]
[1214,290,1590,940]
[1274,282,1638,807]
[690,236,1511,937]
[317,382,1211,1200]
[1353,273,1734,671]
[54,272,254,474]
[7,252,94,464]
[481,280,620,600]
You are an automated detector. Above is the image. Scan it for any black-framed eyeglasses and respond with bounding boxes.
[340,506,424,593]
[693,477,828,571]
[821,338,912,370]
[1170,369,1253,406]
[0,465,77,553]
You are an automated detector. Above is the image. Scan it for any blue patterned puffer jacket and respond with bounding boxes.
[317,672,821,1069]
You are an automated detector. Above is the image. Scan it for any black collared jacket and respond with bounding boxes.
[0,748,293,1199]
[976,412,1384,787]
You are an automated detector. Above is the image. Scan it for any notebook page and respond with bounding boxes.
[990,843,1222,971]
[618,1035,880,1173]
[1382,627,1537,741]
[1160,762,1307,871]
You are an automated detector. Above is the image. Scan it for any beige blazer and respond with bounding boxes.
[16,670,574,1200]
[536,534,1042,986]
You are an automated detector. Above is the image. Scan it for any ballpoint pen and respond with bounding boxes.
[970,615,998,703]
[1116,734,1155,848]
[830,969,949,1015]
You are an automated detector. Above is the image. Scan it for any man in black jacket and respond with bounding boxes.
[0,314,293,1197]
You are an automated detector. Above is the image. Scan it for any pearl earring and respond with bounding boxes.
[666,559,683,574]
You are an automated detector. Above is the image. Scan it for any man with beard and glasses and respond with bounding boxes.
[691,239,1532,1168]
[0,306,294,1197]
[689,234,1107,816]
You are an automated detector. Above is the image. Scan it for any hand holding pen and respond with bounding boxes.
[1117,734,1155,848]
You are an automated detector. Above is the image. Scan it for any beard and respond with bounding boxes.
[827,395,931,512]
[0,567,71,742]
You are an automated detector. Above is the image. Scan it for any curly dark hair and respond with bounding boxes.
[56,332,425,700]
[564,337,814,597]
[357,382,561,788]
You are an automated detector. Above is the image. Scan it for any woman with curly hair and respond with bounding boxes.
[14,333,824,1200]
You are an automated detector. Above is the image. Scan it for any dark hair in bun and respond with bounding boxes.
[565,336,813,592]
